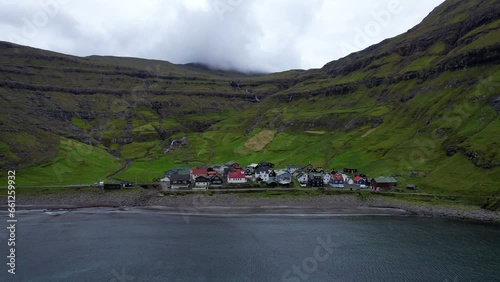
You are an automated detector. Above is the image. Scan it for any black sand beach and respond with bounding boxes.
[3,189,499,223]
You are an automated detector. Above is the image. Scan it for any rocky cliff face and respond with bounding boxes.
[323,0,500,75]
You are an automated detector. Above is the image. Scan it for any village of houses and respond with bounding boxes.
[157,161,399,192]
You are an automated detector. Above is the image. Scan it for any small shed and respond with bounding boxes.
[406,184,416,190]
[159,176,171,191]
[121,182,134,188]
[102,183,122,190]
[259,161,274,168]
[343,168,358,174]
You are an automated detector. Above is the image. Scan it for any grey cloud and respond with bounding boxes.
[0,0,445,72]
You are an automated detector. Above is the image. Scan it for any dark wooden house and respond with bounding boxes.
[308,173,324,187]
[209,175,224,188]
[370,177,398,191]
[102,183,122,190]
[343,168,358,174]
[259,161,275,168]
[193,175,210,189]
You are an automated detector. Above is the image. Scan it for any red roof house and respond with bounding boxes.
[353,175,367,185]
[332,173,345,188]
[191,168,208,181]
[227,169,247,184]
[332,173,344,181]
[191,168,208,175]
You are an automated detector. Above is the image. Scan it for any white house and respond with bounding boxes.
[323,173,332,185]
[255,167,271,182]
[296,172,308,184]
[159,176,170,191]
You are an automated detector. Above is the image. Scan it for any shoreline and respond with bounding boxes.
[10,205,412,219]
[7,205,412,217]
[2,189,499,224]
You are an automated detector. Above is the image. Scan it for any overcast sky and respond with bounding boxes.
[1,0,445,73]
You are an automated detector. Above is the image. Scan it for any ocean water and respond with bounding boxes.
[1,208,499,282]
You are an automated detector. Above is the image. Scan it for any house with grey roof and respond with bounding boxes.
[275,170,292,185]
[286,165,302,173]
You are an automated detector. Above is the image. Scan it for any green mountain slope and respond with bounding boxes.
[0,0,499,196]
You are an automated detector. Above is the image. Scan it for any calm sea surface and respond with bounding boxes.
[1,208,499,282]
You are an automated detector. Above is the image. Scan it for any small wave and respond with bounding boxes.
[43,211,68,216]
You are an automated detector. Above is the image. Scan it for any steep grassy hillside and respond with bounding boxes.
[0,0,499,197]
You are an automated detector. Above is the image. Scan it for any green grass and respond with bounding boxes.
[71,117,91,131]
[14,138,123,186]
[449,26,500,56]
[120,141,158,159]
[8,187,98,196]
[402,55,437,72]
[428,42,447,55]
[368,53,403,75]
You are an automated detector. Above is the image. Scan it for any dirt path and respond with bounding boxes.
[106,160,131,181]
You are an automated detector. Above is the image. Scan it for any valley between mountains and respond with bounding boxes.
[0,0,499,200]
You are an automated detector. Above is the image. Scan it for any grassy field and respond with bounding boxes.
[11,138,123,186]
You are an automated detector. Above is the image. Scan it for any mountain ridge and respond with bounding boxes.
[0,0,499,196]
